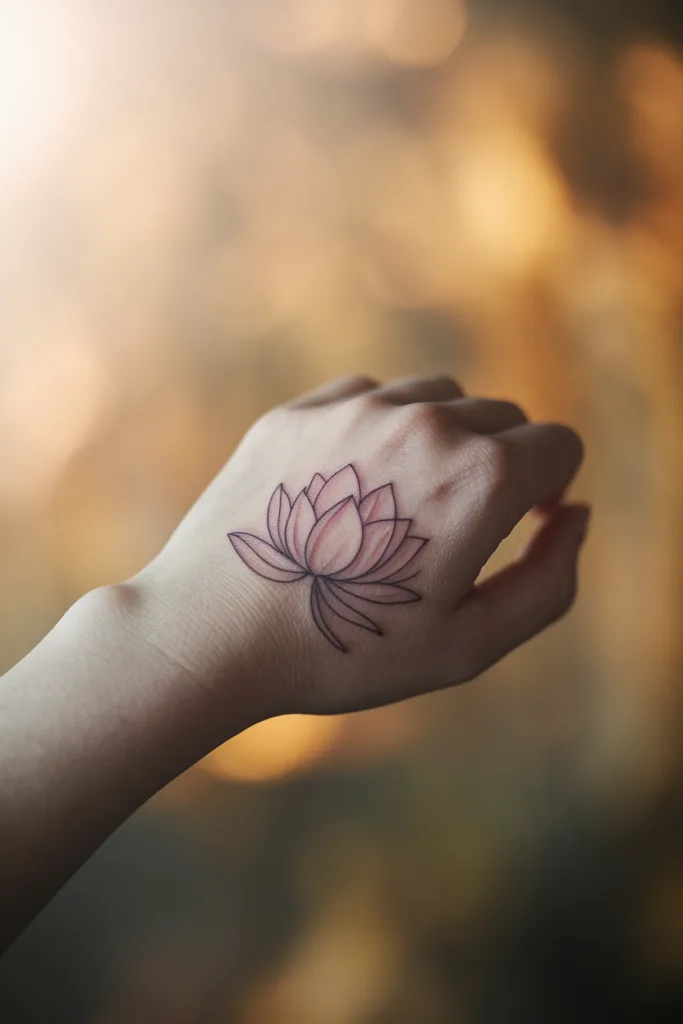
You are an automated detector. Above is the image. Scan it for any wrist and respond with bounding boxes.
[118,559,281,739]
[72,583,249,774]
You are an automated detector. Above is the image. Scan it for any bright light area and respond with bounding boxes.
[0,2,87,179]
[0,334,110,503]
[202,715,343,782]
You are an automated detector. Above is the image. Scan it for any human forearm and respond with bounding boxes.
[0,583,253,952]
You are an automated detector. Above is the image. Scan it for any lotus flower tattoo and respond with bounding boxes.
[228,464,428,651]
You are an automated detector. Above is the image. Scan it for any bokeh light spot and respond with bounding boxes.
[201,715,343,783]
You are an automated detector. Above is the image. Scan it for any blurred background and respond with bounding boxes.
[1,0,682,1020]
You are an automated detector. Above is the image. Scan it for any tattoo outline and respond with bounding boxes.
[228,464,427,652]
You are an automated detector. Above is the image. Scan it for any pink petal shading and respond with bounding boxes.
[311,580,346,651]
[358,536,427,583]
[332,519,395,580]
[267,485,291,554]
[373,518,410,568]
[313,465,361,518]
[278,494,292,553]
[320,581,382,634]
[305,497,363,575]
[359,484,396,523]
[306,473,326,505]
[228,533,306,583]
[335,580,421,604]
[380,567,420,584]
[285,490,316,566]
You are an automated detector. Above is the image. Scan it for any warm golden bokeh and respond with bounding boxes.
[202,716,345,783]
[1,0,682,1020]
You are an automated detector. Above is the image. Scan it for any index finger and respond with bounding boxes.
[500,422,584,524]
[445,422,584,597]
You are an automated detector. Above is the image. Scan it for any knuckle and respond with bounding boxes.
[357,385,384,409]
[399,400,453,437]
[381,401,456,462]
[471,435,512,495]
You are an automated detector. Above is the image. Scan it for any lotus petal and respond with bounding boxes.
[285,490,316,566]
[310,580,346,651]
[380,567,420,584]
[306,473,326,505]
[359,536,427,583]
[313,465,361,518]
[267,485,291,554]
[228,465,427,652]
[359,484,396,523]
[332,519,395,580]
[334,580,421,604]
[305,496,363,575]
[228,533,306,583]
[373,518,410,568]
[320,580,382,634]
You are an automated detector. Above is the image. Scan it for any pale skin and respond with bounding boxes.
[0,374,590,952]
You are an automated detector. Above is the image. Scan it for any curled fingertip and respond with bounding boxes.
[570,503,592,542]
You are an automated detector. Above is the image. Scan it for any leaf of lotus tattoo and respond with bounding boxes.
[227,464,428,651]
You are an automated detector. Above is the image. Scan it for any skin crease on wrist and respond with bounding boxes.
[0,374,590,952]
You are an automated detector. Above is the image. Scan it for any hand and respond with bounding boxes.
[130,374,589,723]
[0,373,589,948]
